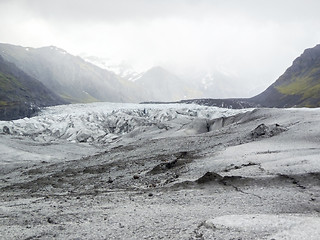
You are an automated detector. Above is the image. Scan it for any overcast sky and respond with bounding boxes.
[1,0,320,96]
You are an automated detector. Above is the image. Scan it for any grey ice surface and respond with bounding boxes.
[0,103,319,239]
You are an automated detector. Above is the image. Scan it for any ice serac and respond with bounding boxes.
[1,104,320,239]
[0,102,250,144]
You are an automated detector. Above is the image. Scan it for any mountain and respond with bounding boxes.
[0,55,66,120]
[178,44,320,109]
[3,42,319,109]
[182,71,249,99]
[81,55,144,82]
[81,55,250,101]
[251,44,320,107]
[0,43,143,103]
[82,56,205,101]
[135,66,201,102]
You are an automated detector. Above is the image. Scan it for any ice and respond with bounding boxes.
[203,214,320,240]
[0,102,251,144]
[1,104,320,239]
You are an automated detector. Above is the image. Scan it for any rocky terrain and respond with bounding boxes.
[0,103,319,239]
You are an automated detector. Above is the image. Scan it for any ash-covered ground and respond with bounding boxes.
[0,103,319,239]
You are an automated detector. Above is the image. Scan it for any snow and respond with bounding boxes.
[201,72,215,90]
[81,55,144,81]
[81,54,143,81]
[203,214,320,240]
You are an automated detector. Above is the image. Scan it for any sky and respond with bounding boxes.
[1,0,320,97]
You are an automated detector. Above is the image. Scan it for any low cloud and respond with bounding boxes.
[1,0,320,96]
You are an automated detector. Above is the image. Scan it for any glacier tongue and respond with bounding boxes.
[0,102,251,144]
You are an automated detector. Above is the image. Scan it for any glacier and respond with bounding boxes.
[0,102,250,144]
[0,103,320,240]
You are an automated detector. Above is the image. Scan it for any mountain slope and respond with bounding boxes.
[0,44,143,103]
[0,55,66,120]
[81,55,144,82]
[135,66,201,102]
[182,44,320,109]
[182,71,250,99]
[251,44,320,107]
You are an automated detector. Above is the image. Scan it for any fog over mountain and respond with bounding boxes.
[1,0,320,98]
[0,43,147,103]
[2,2,320,239]
[0,54,66,120]
[0,43,206,104]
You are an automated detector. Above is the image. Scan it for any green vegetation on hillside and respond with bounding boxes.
[251,45,320,108]
[0,43,143,103]
[60,93,99,104]
[275,62,320,107]
[0,72,27,105]
[276,75,320,99]
[0,53,67,120]
[0,72,23,90]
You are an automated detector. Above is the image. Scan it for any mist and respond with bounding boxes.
[1,0,320,97]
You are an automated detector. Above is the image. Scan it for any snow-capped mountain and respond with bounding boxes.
[0,43,145,103]
[135,66,203,102]
[181,70,248,99]
[80,55,205,102]
[81,55,144,82]
[201,72,215,90]
[80,54,253,100]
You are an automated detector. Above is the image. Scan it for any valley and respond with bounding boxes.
[1,1,320,239]
[0,103,319,239]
